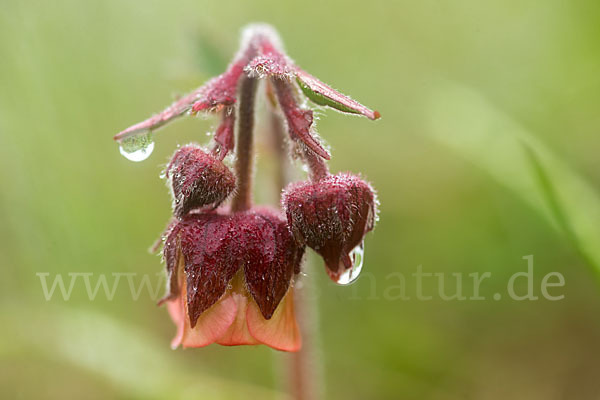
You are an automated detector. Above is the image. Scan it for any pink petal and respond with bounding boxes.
[215,292,260,346]
[181,294,238,348]
[247,289,301,352]
[166,296,185,349]
[168,280,239,349]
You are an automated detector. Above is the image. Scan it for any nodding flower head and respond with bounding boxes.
[282,173,377,283]
[165,145,236,218]
[159,207,304,351]
[115,23,380,352]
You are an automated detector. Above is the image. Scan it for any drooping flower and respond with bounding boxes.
[160,207,304,351]
[114,24,381,352]
[282,173,378,282]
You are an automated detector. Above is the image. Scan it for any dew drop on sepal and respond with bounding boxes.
[118,132,155,162]
[336,241,364,285]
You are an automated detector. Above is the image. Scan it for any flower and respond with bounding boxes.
[166,145,236,218]
[115,24,381,352]
[282,173,378,282]
[159,207,304,351]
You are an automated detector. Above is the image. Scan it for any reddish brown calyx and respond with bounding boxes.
[282,173,377,282]
[166,145,236,218]
[159,207,305,327]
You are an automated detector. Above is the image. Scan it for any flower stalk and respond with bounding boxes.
[231,75,258,212]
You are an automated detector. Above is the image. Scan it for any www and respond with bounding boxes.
[36,272,164,301]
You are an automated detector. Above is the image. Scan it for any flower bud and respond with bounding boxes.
[282,173,377,282]
[166,145,236,217]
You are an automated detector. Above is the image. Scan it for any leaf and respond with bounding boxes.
[295,70,380,120]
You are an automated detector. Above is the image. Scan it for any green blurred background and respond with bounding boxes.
[2,0,600,399]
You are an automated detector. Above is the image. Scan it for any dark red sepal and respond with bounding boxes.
[239,208,304,319]
[272,78,331,160]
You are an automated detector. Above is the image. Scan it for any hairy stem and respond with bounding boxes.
[269,110,292,190]
[269,101,323,400]
[303,147,329,181]
[231,76,258,212]
[289,274,322,400]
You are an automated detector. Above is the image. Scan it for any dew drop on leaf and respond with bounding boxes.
[336,241,364,285]
[118,132,155,162]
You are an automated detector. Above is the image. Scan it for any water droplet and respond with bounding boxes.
[336,242,364,285]
[118,132,154,162]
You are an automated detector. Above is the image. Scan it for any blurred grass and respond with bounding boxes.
[1,0,600,399]
[2,303,286,399]
[425,80,600,279]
